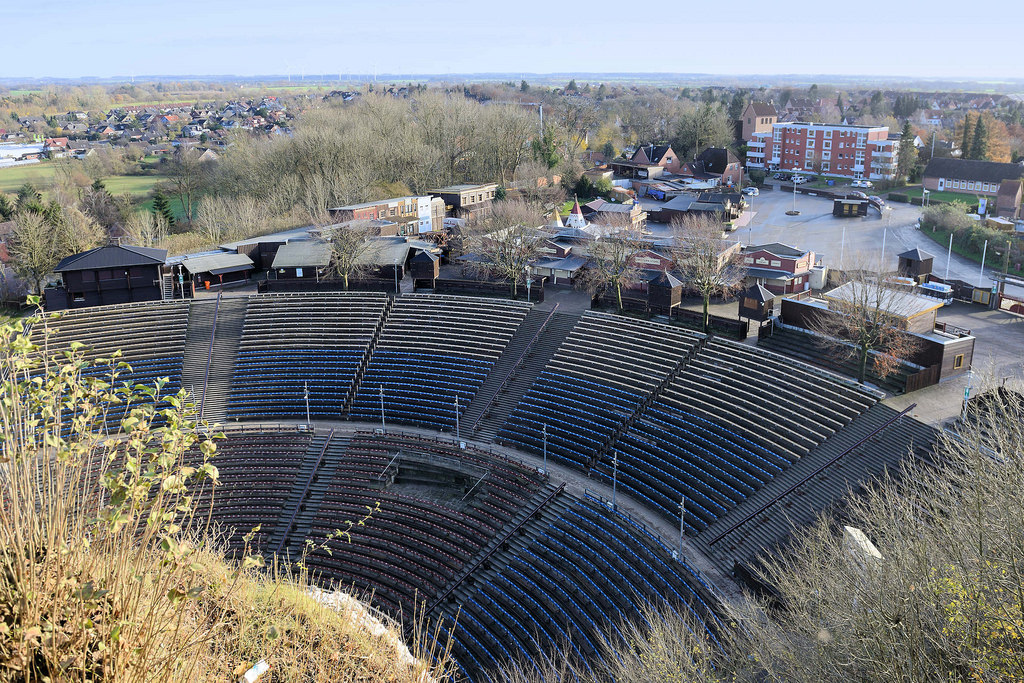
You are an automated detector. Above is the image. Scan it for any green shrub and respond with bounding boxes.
[888,193,909,203]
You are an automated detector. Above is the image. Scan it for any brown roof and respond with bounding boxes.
[748,102,777,117]
[997,179,1022,200]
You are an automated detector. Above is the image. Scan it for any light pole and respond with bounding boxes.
[611,451,618,510]
[962,369,974,415]
[379,384,386,434]
[541,423,547,475]
[922,189,930,207]
[945,232,953,280]
[679,497,686,557]
[394,263,399,294]
[454,395,460,440]
[524,265,532,302]
[304,381,311,425]
[980,239,989,287]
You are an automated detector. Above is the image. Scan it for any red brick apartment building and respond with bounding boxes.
[746,121,899,180]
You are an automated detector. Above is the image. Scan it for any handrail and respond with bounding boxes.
[275,428,335,556]
[423,482,565,616]
[708,403,916,546]
[468,303,561,432]
[199,292,221,421]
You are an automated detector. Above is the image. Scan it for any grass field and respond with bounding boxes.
[920,224,1024,278]
[0,162,168,199]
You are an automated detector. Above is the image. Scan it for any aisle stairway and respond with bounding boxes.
[180,300,216,413]
[466,310,579,442]
[201,297,249,423]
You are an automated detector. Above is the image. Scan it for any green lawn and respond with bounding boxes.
[137,195,191,222]
[903,187,977,204]
[0,162,167,199]
[919,224,1024,278]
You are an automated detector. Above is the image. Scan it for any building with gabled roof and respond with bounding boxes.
[923,158,1024,198]
[48,245,167,310]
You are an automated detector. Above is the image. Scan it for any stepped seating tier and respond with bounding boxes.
[350,295,530,431]
[28,300,190,428]
[438,495,722,682]
[498,311,701,469]
[226,293,388,421]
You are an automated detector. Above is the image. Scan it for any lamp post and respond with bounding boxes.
[611,451,618,510]
[524,265,532,302]
[379,384,386,434]
[454,395,460,441]
[541,423,547,475]
[679,496,686,557]
[304,381,311,425]
[922,188,930,207]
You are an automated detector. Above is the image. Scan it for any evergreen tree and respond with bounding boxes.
[596,83,607,99]
[152,191,175,228]
[0,193,13,220]
[91,178,107,193]
[520,79,529,92]
[16,183,42,213]
[970,115,989,161]
[897,121,918,181]
[836,93,845,117]
[566,79,578,93]
[961,113,974,159]
[728,91,746,120]
[531,126,560,169]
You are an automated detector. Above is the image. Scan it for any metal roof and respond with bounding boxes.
[54,245,166,272]
[180,252,254,276]
[272,241,332,269]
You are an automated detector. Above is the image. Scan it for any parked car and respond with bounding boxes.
[848,191,868,199]
[772,173,782,179]
[742,186,759,196]
[869,195,884,206]
[851,179,874,188]
[792,176,808,184]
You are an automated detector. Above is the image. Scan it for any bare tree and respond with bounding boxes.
[671,215,745,332]
[577,218,643,312]
[479,105,536,186]
[194,195,270,245]
[553,95,601,160]
[167,147,204,224]
[464,200,546,299]
[123,209,170,248]
[323,221,383,290]
[808,271,922,384]
[8,212,63,296]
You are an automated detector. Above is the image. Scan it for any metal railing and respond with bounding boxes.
[708,403,917,546]
[274,428,335,556]
[467,303,561,432]
[422,482,565,617]
[199,292,221,421]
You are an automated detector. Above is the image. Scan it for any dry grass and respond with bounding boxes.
[0,304,452,682]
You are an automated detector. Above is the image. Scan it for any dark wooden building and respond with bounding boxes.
[897,247,934,283]
[410,250,440,282]
[271,240,332,280]
[738,283,775,322]
[647,271,683,314]
[48,245,166,310]
[178,252,254,293]
[833,197,868,217]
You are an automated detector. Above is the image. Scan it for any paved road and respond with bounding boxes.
[644,184,1010,290]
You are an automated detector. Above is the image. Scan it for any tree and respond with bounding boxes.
[124,209,170,248]
[7,212,63,295]
[152,190,175,228]
[194,195,270,245]
[565,79,578,94]
[673,103,734,160]
[960,113,975,159]
[0,193,13,220]
[577,218,643,312]
[531,125,560,169]
[324,221,382,290]
[15,183,43,213]
[897,120,918,182]
[167,147,203,223]
[520,79,529,92]
[728,91,746,120]
[463,200,546,299]
[478,105,535,185]
[808,271,922,384]
[553,95,601,159]
[836,93,845,117]
[970,114,989,161]
[670,215,746,333]
[869,90,885,117]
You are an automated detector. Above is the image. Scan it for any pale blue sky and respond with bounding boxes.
[2,0,1020,80]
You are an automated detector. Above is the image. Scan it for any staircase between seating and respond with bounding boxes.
[470,310,580,442]
[342,296,394,416]
[200,296,249,423]
[271,430,356,558]
[180,299,217,414]
[588,333,709,471]
[419,482,565,627]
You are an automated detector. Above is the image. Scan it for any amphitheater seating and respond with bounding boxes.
[594,338,878,532]
[438,494,722,681]
[29,300,190,427]
[350,295,530,431]
[226,292,388,421]
[498,312,701,470]
[184,429,311,551]
[303,432,543,616]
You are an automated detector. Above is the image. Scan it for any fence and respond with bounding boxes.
[905,364,941,393]
[428,278,545,302]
